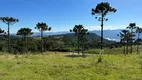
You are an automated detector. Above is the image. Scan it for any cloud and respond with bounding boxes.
[105,38,116,41]
[85,25,126,30]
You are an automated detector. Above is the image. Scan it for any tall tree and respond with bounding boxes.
[92,2,116,50]
[17,28,33,53]
[35,22,51,53]
[70,24,89,55]
[136,27,142,54]
[120,30,128,54]
[118,32,125,54]
[126,23,136,54]
[0,17,19,53]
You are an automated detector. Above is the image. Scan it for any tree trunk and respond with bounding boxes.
[82,41,84,56]
[123,43,126,54]
[8,22,10,53]
[130,29,133,54]
[77,35,79,55]
[101,13,104,50]
[137,33,140,54]
[41,31,43,53]
[126,40,128,54]
[23,35,26,53]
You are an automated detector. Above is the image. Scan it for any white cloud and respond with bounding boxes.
[85,25,126,30]
[105,38,116,41]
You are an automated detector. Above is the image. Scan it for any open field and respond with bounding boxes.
[0,51,142,80]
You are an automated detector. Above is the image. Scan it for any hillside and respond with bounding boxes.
[51,33,116,45]
[0,33,116,53]
[9,32,116,45]
[10,29,122,42]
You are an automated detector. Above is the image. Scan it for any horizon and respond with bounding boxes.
[0,0,142,33]
[9,29,123,42]
[9,28,124,34]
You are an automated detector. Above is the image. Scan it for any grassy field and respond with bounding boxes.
[0,51,142,80]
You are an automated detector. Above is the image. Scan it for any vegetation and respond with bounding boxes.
[0,2,140,55]
[0,51,142,80]
[0,1,142,79]
[0,32,115,53]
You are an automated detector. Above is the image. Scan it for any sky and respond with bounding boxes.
[0,0,142,33]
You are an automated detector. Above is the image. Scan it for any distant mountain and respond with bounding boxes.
[51,33,116,45]
[8,32,115,45]
[10,29,142,42]
[31,29,122,41]
[90,29,142,41]
[32,31,70,37]
[10,31,70,37]
[10,29,123,42]
[90,29,122,41]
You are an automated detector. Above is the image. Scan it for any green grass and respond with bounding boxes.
[0,52,142,80]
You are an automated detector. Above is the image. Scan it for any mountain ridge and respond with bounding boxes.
[10,29,122,41]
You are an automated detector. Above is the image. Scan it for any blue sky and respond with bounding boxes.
[0,0,142,33]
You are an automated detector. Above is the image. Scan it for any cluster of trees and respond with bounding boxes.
[1,2,141,55]
[119,23,142,54]
[0,23,91,54]
[0,2,118,54]
[0,34,68,53]
[0,17,52,53]
[0,26,115,54]
[0,17,91,54]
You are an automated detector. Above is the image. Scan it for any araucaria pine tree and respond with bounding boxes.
[0,17,19,53]
[17,28,33,53]
[70,24,89,55]
[35,22,51,53]
[92,2,116,50]
[126,23,136,54]
[136,27,142,54]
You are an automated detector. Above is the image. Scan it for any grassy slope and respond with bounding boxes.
[0,52,142,80]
